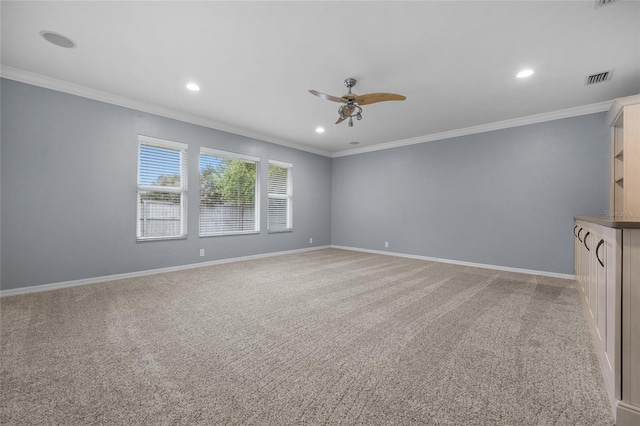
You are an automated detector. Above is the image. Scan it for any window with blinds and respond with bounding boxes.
[199,148,260,236]
[137,136,188,240]
[268,161,292,232]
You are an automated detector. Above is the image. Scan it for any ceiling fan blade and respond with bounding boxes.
[354,93,406,105]
[335,104,355,124]
[309,90,346,103]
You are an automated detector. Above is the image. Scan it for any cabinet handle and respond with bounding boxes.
[574,225,578,237]
[596,239,605,267]
[578,228,583,242]
[584,232,590,251]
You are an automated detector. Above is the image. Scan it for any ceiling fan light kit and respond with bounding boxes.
[309,78,406,127]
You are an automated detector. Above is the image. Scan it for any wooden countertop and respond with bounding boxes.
[575,216,640,229]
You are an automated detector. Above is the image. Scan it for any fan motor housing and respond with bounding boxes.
[344,78,357,89]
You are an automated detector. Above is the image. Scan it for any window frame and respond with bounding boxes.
[136,135,188,241]
[267,160,293,233]
[199,147,261,237]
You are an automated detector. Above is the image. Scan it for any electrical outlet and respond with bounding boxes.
[199,249,205,257]
[309,237,313,244]
[385,241,389,248]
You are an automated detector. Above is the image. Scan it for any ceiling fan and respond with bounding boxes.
[309,78,406,127]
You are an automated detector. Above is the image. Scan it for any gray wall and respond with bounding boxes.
[1,79,332,290]
[331,113,610,275]
[1,77,612,290]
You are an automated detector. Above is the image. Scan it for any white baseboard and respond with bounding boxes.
[0,246,331,297]
[1,244,573,297]
[331,245,575,280]
[616,401,640,426]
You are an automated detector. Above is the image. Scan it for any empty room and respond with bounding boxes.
[2,1,640,425]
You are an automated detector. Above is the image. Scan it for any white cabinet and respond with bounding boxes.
[574,218,640,425]
[606,95,640,217]
[575,220,621,407]
[621,229,640,424]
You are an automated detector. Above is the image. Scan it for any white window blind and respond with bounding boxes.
[137,136,188,240]
[199,148,260,236]
[268,160,292,232]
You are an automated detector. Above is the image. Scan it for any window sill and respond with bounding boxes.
[137,235,187,242]
[199,231,260,238]
[268,229,293,234]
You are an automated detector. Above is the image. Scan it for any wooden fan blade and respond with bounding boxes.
[309,90,347,103]
[335,104,355,124]
[354,93,406,105]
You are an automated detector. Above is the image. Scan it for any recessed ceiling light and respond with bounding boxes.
[40,31,76,48]
[315,127,325,134]
[516,69,534,78]
[186,83,200,92]
[349,141,360,145]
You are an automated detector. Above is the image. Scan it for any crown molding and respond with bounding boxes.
[331,100,613,158]
[0,66,332,158]
[605,93,640,126]
[1,66,617,160]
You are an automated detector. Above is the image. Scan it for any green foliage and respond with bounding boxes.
[200,166,223,205]
[140,173,181,203]
[219,160,256,205]
[140,159,256,206]
[154,174,181,187]
[200,159,256,206]
[268,164,288,194]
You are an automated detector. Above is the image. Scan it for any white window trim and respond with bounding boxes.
[268,160,293,233]
[137,135,188,241]
[269,159,293,169]
[200,147,260,164]
[199,147,261,237]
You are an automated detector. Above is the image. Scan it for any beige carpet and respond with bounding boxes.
[1,249,613,425]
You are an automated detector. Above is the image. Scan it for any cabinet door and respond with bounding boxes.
[575,222,622,405]
[574,223,580,284]
[581,229,601,334]
[599,227,622,400]
[575,222,584,291]
[577,223,587,294]
[595,229,606,346]
[585,229,597,320]
[622,229,640,406]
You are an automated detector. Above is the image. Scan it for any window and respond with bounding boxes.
[199,148,260,236]
[268,160,293,232]
[137,136,188,240]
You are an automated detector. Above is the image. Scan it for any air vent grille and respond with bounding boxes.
[585,70,614,85]
[594,0,616,9]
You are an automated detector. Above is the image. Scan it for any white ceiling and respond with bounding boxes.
[2,1,639,157]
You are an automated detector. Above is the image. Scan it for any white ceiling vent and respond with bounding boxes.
[594,0,616,9]
[585,70,614,85]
